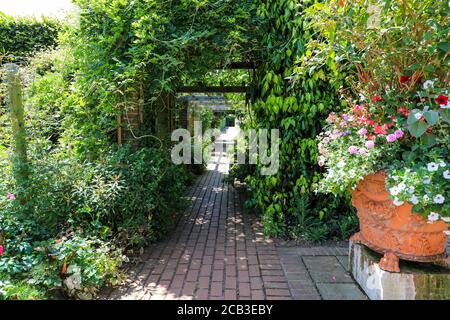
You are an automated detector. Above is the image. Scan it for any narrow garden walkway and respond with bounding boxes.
[101,130,366,300]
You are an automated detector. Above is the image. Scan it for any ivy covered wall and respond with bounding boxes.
[239,0,357,241]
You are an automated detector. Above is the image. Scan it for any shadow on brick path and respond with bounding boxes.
[100,130,366,300]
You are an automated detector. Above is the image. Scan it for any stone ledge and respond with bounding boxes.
[350,241,450,300]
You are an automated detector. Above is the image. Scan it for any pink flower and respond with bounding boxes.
[386,134,397,143]
[0,245,3,256]
[394,129,404,139]
[358,128,368,136]
[318,159,325,167]
[348,146,359,154]
[365,140,375,149]
[358,148,368,155]
[6,193,16,200]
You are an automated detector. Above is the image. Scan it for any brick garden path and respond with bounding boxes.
[101,130,366,300]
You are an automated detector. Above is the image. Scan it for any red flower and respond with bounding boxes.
[371,96,382,102]
[398,107,409,117]
[366,119,375,126]
[436,95,448,105]
[352,105,364,114]
[400,75,411,84]
[367,134,374,141]
[0,245,3,256]
[374,124,388,135]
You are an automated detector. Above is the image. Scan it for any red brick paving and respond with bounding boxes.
[100,136,363,300]
[102,141,291,300]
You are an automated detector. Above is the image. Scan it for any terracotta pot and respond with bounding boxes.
[351,171,448,273]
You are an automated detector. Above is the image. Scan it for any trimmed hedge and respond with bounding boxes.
[0,15,60,58]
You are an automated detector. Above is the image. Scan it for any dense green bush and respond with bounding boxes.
[0,209,125,300]
[0,44,191,299]
[0,144,190,299]
[0,15,60,58]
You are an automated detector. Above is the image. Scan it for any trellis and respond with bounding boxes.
[119,61,258,145]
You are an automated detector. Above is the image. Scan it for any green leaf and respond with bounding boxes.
[402,151,416,162]
[440,108,450,123]
[424,110,439,125]
[421,133,437,148]
[408,121,428,137]
[437,42,450,52]
[424,64,436,73]
[407,63,421,70]
[407,111,420,125]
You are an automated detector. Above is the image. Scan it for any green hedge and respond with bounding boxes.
[0,14,60,58]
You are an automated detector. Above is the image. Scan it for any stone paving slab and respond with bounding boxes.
[277,246,367,300]
[303,256,355,283]
[99,132,367,300]
[316,283,368,300]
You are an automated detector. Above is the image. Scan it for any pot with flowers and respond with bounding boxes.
[315,0,449,272]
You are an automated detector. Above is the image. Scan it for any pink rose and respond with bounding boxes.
[348,146,359,154]
[386,134,397,143]
[365,140,375,149]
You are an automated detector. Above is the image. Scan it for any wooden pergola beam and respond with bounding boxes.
[177,86,248,93]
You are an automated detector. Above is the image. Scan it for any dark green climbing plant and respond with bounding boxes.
[239,0,357,241]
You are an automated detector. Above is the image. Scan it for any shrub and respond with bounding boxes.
[0,16,61,58]
[0,209,125,299]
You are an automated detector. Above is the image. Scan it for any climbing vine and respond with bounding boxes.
[238,0,357,241]
[61,0,263,156]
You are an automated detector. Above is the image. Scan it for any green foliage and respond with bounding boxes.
[237,0,356,240]
[0,209,125,300]
[60,0,262,155]
[0,16,60,58]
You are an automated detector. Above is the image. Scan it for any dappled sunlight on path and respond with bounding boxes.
[100,130,365,300]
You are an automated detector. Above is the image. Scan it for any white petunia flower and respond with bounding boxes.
[423,80,434,90]
[442,217,450,223]
[389,186,400,196]
[428,212,440,223]
[359,93,366,101]
[427,162,439,172]
[441,101,450,109]
[423,176,431,184]
[398,182,406,191]
[407,186,415,194]
[433,194,445,204]
[423,195,430,202]
[392,175,399,181]
[393,198,404,206]
[337,160,345,168]
[439,161,446,167]
[409,195,419,205]
[444,170,450,179]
